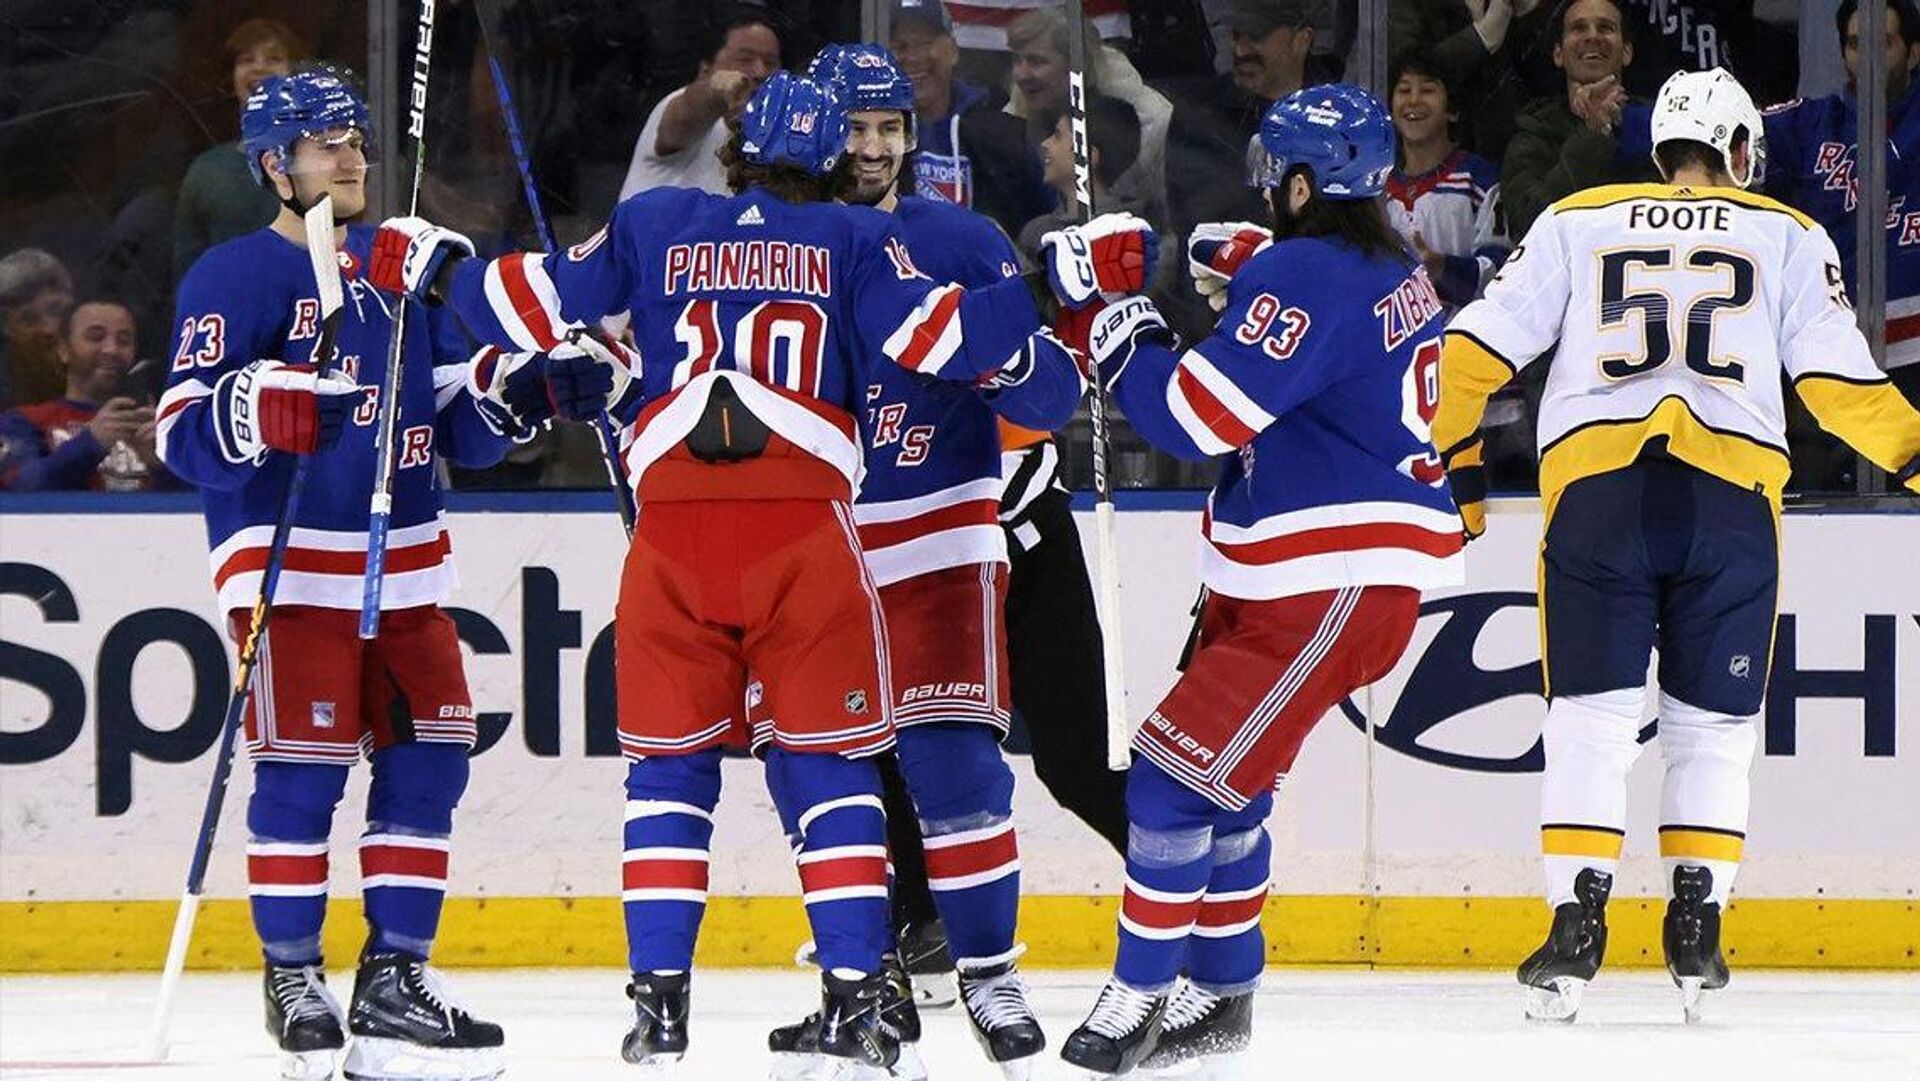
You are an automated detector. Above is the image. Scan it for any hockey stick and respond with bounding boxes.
[470,0,636,538]
[1062,0,1133,771]
[360,0,439,639]
[146,196,347,1061]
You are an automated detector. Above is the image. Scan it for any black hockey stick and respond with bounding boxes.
[471,0,636,538]
[146,195,348,1060]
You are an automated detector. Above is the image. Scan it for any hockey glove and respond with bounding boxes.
[1894,452,1920,494]
[1186,221,1272,314]
[369,216,474,301]
[1442,437,1489,540]
[545,332,639,423]
[468,346,555,439]
[1039,212,1160,309]
[1086,295,1174,393]
[213,359,360,463]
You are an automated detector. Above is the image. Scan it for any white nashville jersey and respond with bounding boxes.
[1442,182,1890,509]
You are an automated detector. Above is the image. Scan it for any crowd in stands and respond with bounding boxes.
[3,0,1915,494]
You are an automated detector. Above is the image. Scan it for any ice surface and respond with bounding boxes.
[2,968,1914,1080]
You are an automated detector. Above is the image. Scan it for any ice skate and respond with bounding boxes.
[264,963,345,1081]
[1664,866,1730,1024]
[1518,868,1612,1023]
[1136,982,1252,1079]
[801,968,901,1080]
[621,971,690,1071]
[768,954,923,1081]
[956,955,1045,1078]
[342,952,504,1081]
[894,918,957,1009]
[1059,976,1169,1077]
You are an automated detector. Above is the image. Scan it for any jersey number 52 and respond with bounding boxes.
[1597,246,1756,383]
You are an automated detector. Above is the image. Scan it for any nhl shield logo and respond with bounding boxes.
[312,701,336,729]
[844,689,869,715]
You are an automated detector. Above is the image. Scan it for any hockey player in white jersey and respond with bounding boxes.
[1434,67,1920,1024]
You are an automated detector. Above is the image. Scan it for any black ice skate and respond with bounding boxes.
[1059,976,1169,1077]
[956,955,1046,1078]
[1136,982,1253,1078]
[1518,867,1613,1023]
[770,957,922,1080]
[343,952,504,1081]
[897,917,957,1008]
[813,968,904,1079]
[264,963,345,1081]
[621,971,690,1069]
[1664,866,1730,1024]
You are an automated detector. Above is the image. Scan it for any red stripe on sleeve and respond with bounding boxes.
[1174,365,1259,448]
[895,287,963,373]
[498,253,563,351]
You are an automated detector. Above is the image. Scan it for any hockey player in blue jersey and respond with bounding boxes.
[157,71,516,1081]
[367,70,1153,1075]
[748,44,1084,1078]
[1052,85,1466,1076]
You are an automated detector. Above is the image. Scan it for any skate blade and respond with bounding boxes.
[801,1054,898,1081]
[280,1048,340,1081]
[990,1050,1039,1081]
[623,1050,685,1076]
[343,1036,504,1081]
[911,971,958,1010]
[890,1043,928,1080]
[1140,1050,1250,1081]
[1677,977,1706,1024]
[768,1050,818,1081]
[1522,977,1586,1023]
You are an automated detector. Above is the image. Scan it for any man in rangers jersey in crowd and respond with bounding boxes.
[1437,68,1920,1025]
[368,71,1153,1074]
[1056,84,1466,1077]
[159,71,516,1081]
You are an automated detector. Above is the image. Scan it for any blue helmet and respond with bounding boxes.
[241,70,370,186]
[738,71,851,176]
[807,43,917,147]
[1253,83,1394,199]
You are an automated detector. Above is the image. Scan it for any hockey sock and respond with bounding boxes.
[622,750,721,974]
[1656,694,1756,906]
[1540,688,1644,907]
[1113,758,1220,994]
[361,742,469,960]
[1187,794,1273,995]
[765,746,891,975]
[897,723,1020,963]
[246,760,350,966]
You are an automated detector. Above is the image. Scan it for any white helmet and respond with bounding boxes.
[1650,68,1766,189]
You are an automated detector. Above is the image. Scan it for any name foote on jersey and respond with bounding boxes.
[1629,202,1732,232]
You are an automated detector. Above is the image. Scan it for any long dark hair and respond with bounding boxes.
[1274,167,1413,265]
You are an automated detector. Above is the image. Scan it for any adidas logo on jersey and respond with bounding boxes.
[736,205,765,226]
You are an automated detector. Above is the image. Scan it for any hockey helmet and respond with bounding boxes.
[739,71,852,177]
[1252,83,1395,199]
[1649,68,1766,189]
[807,43,917,149]
[241,69,371,186]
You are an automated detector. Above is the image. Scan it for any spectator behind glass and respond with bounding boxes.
[0,299,173,491]
[1157,0,1319,236]
[1388,0,1550,156]
[1614,0,1797,104]
[1501,0,1658,237]
[0,249,74,410]
[174,19,305,281]
[1385,49,1510,308]
[618,7,783,200]
[890,0,1055,236]
[1005,9,1172,215]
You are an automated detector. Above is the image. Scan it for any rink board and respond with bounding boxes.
[1,495,1916,970]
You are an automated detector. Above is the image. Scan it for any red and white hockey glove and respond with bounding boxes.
[545,332,639,423]
[1040,212,1160,309]
[1186,221,1272,313]
[468,346,556,440]
[369,216,474,300]
[213,359,360,463]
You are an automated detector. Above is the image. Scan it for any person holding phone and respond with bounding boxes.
[0,297,173,490]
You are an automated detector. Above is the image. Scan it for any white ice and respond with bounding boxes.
[2,969,1915,1081]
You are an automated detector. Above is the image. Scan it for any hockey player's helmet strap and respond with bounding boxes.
[1253,83,1395,199]
[739,72,852,177]
[808,43,918,148]
[242,70,372,186]
[1650,67,1766,189]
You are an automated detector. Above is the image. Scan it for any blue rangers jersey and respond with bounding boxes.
[856,195,1083,586]
[158,226,513,614]
[439,186,1050,505]
[1109,236,1466,601]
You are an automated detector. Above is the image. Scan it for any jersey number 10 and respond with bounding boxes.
[1597,246,1756,383]
[672,298,828,397]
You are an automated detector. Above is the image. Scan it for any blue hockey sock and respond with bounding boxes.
[361,742,469,960]
[621,750,722,975]
[246,761,349,967]
[1113,758,1225,994]
[765,747,891,975]
[1188,801,1273,994]
[897,724,1020,964]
